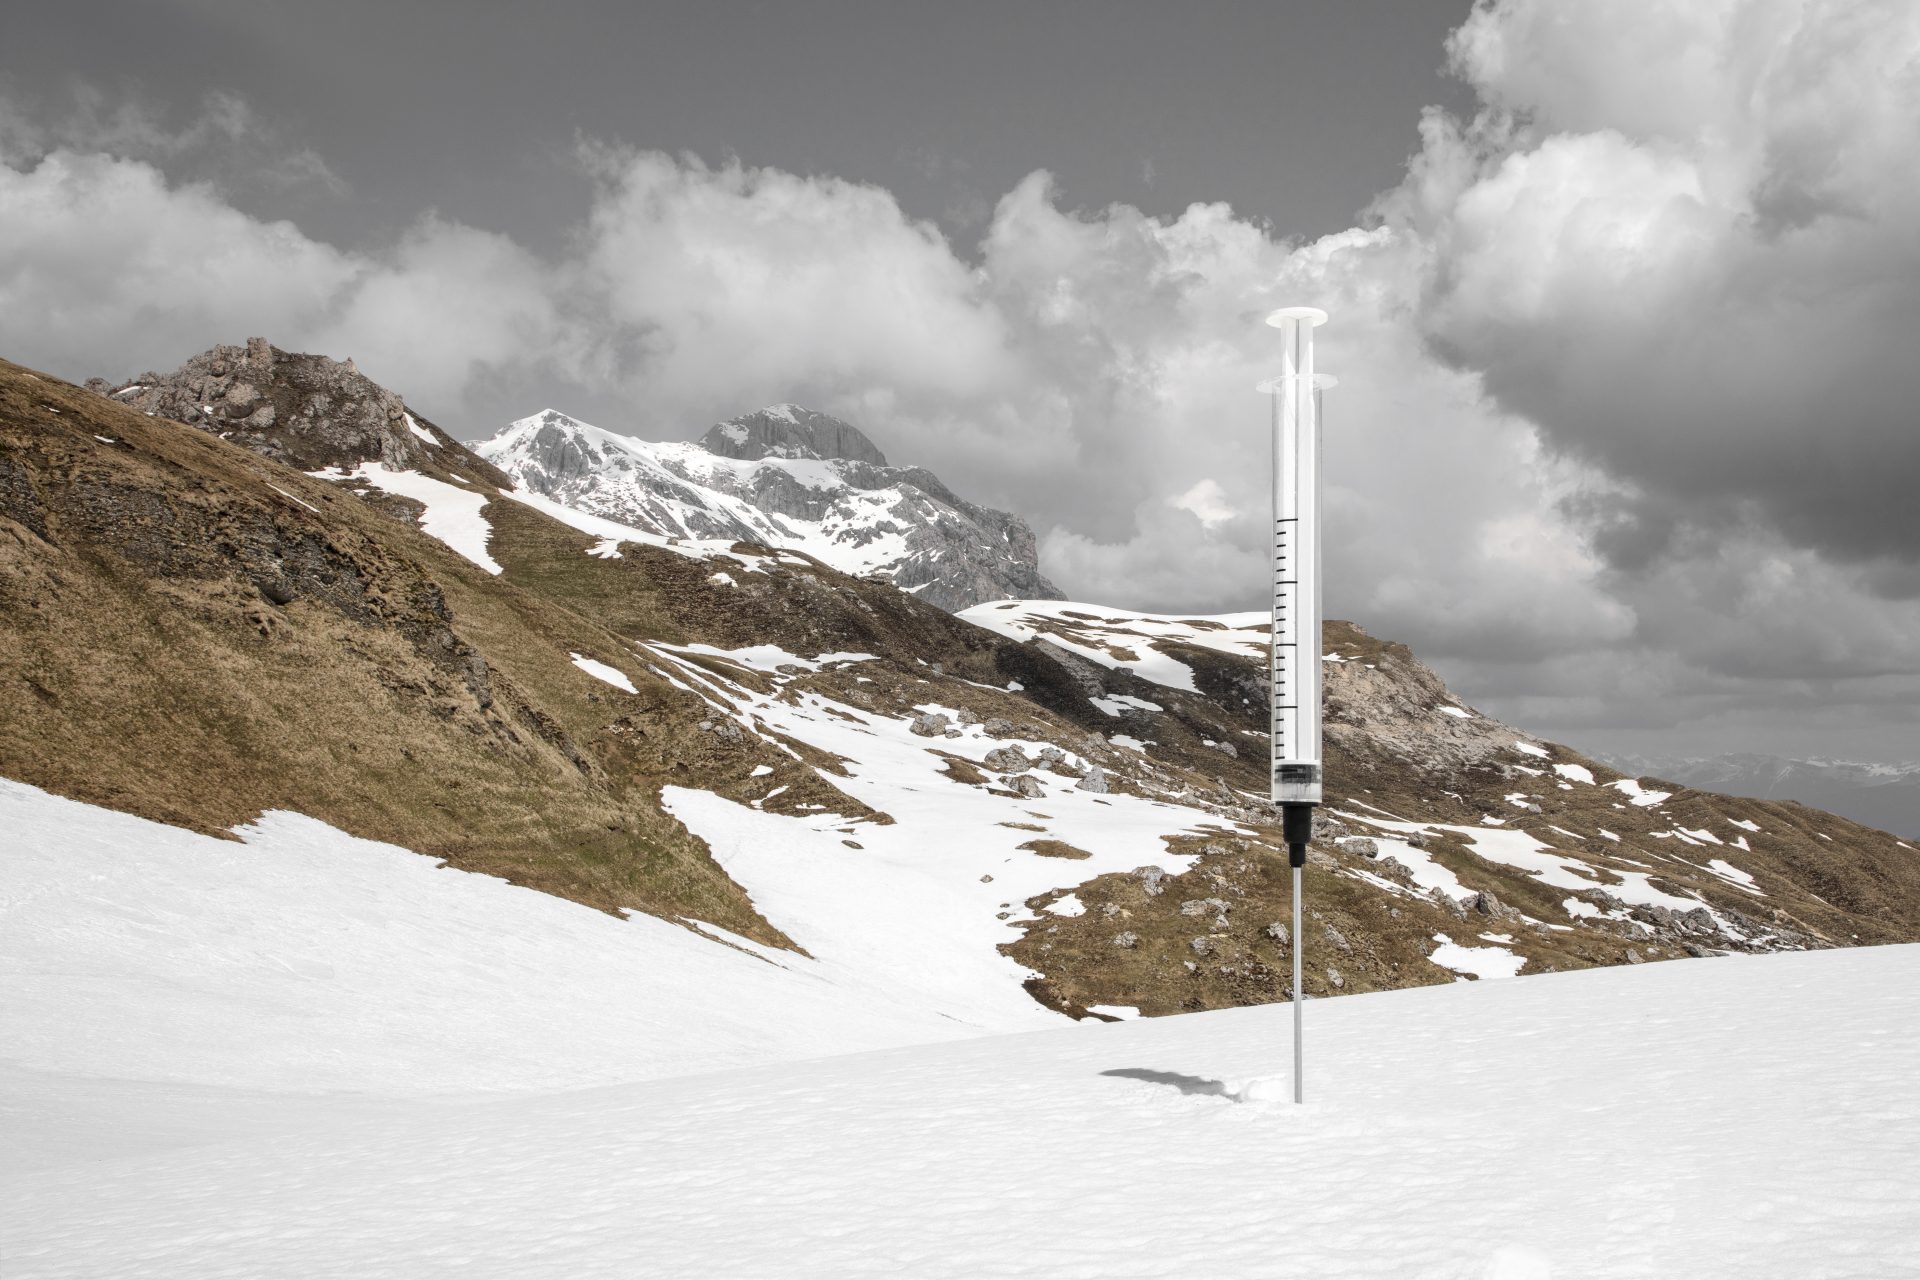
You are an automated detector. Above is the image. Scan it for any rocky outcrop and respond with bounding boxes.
[89,340,508,488]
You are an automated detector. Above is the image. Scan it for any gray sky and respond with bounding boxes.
[4,0,1918,767]
[6,0,1472,249]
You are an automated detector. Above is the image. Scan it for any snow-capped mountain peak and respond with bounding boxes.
[476,405,1059,611]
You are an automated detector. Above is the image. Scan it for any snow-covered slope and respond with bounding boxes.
[0,777,976,1096]
[475,406,1060,611]
[8,820,1916,1280]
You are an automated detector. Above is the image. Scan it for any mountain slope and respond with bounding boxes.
[2,354,786,940]
[8,345,1920,1034]
[475,404,1060,611]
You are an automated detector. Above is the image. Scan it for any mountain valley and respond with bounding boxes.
[7,342,1919,1031]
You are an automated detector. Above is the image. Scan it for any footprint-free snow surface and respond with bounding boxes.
[5,782,1919,1278]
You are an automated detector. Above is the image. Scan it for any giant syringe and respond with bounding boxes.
[1262,305,1333,1104]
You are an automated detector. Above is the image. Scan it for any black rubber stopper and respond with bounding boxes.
[1282,802,1314,868]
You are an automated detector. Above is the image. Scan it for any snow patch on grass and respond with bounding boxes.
[1430,933,1525,979]
[325,462,502,574]
[1609,778,1673,807]
[1089,693,1164,717]
[569,653,636,693]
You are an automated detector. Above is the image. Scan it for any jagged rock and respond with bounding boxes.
[1208,739,1239,758]
[1324,923,1353,953]
[1112,931,1139,949]
[94,340,502,487]
[1627,948,1646,964]
[909,713,950,737]
[984,745,1032,774]
[1002,774,1046,799]
[1472,890,1516,920]
[1102,903,1123,918]
[1265,922,1290,945]
[1327,967,1346,989]
[1376,856,1417,886]
[1189,937,1214,957]
[1334,835,1380,858]
[1077,766,1111,794]
[1135,867,1167,897]
[982,717,1015,737]
[1179,898,1232,928]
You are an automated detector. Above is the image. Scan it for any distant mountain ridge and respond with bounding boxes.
[1597,751,1920,839]
[475,405,1061,612]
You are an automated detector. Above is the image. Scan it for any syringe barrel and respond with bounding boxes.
[1266,307,1327,805]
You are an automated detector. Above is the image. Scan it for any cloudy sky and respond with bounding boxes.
[4,0,1917,764]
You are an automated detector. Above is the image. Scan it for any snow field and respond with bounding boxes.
[8,946,1917,1278]
[638,640,1222,1031]
[0,778,969,1099]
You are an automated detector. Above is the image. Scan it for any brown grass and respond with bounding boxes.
[1018,838,1093,860]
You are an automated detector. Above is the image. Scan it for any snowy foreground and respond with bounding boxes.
[5,784,1920,1277]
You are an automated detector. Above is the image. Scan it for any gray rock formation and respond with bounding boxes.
[699,404,889,466]
[90,340,506,488]
[984,746,1033,774]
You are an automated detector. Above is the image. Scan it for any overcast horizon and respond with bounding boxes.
[4,0,1918,766]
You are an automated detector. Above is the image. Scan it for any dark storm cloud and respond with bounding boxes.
[1403,0,1920,586]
